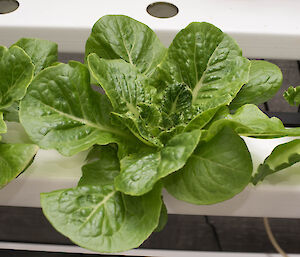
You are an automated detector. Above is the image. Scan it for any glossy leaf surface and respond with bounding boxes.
[0,46,34,109]
[79,145,120,187]
[14,38,58,75]
[204,104,300,140]
[85,15,166,76]
[230,60,282,109]
[115,129,202,195]
[0,143,38,188]
[153,22,250,111]
[88,56,148,114]
[19,61,127,156]
[41,147,162,253]
[165,127,252,204]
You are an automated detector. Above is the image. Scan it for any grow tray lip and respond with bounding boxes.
[0,135,300,218]
[1,0,300,59]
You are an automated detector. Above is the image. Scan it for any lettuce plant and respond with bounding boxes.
[1,15,300,253]
[0,38,57,188]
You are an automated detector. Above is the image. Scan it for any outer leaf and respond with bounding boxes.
[165,127,252,204]
[79,145,120,187]
[283,86,300,106]
[252,139,300,185]
[13,38,58,75]
[85,15,166,76]
[0,39,49,121]
[230,60,282,109]
[115,129,202,195]
[154,200,168,232]
[154,22,250,111]
[0,46,34,109]
[19,61,128,156]
[0,143,38,188]
[41,183,162,253]
[204,104,300,140]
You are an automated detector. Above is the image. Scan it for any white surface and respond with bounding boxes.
[1,123,300,218]
[0,0,300,59]
[0,242,299,257]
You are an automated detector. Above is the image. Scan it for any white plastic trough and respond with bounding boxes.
[1,123,300,219]
[0,0,300,59]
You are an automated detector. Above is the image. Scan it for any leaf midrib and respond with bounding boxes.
[192,37,224,104]
[191,154,236,171]
[30,96,128,138]
[79,190,117,229]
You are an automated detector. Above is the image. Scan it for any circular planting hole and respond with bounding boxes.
[147,2,178,18]
[0,0,19,14]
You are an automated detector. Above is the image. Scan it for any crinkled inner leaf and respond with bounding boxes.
[88,55,161,146]
[160,84,193,129]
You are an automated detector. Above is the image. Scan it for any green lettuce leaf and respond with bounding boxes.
[184,105,221,132]
[19,61,129,156]
[164,126,252,204]
[160,83,193,129]
[2,101,20,122]
[112,112,162,147]
[13,38,58,75]
[88,55,161,146]
[88,56,149,114]
[0,46,34,109]
[154,200,168,232]
[204,104,300,140]
[284,86,300,106]
[152,22,250,111]
[252,139,300,185]
[85,15,166,77]
[115,129,202,195]
[230,60,282,109]
[0,46,4,59]
[41,145,162,253]
[78,145,120,186]
[0,112,7,136]
[0,143,38,188]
